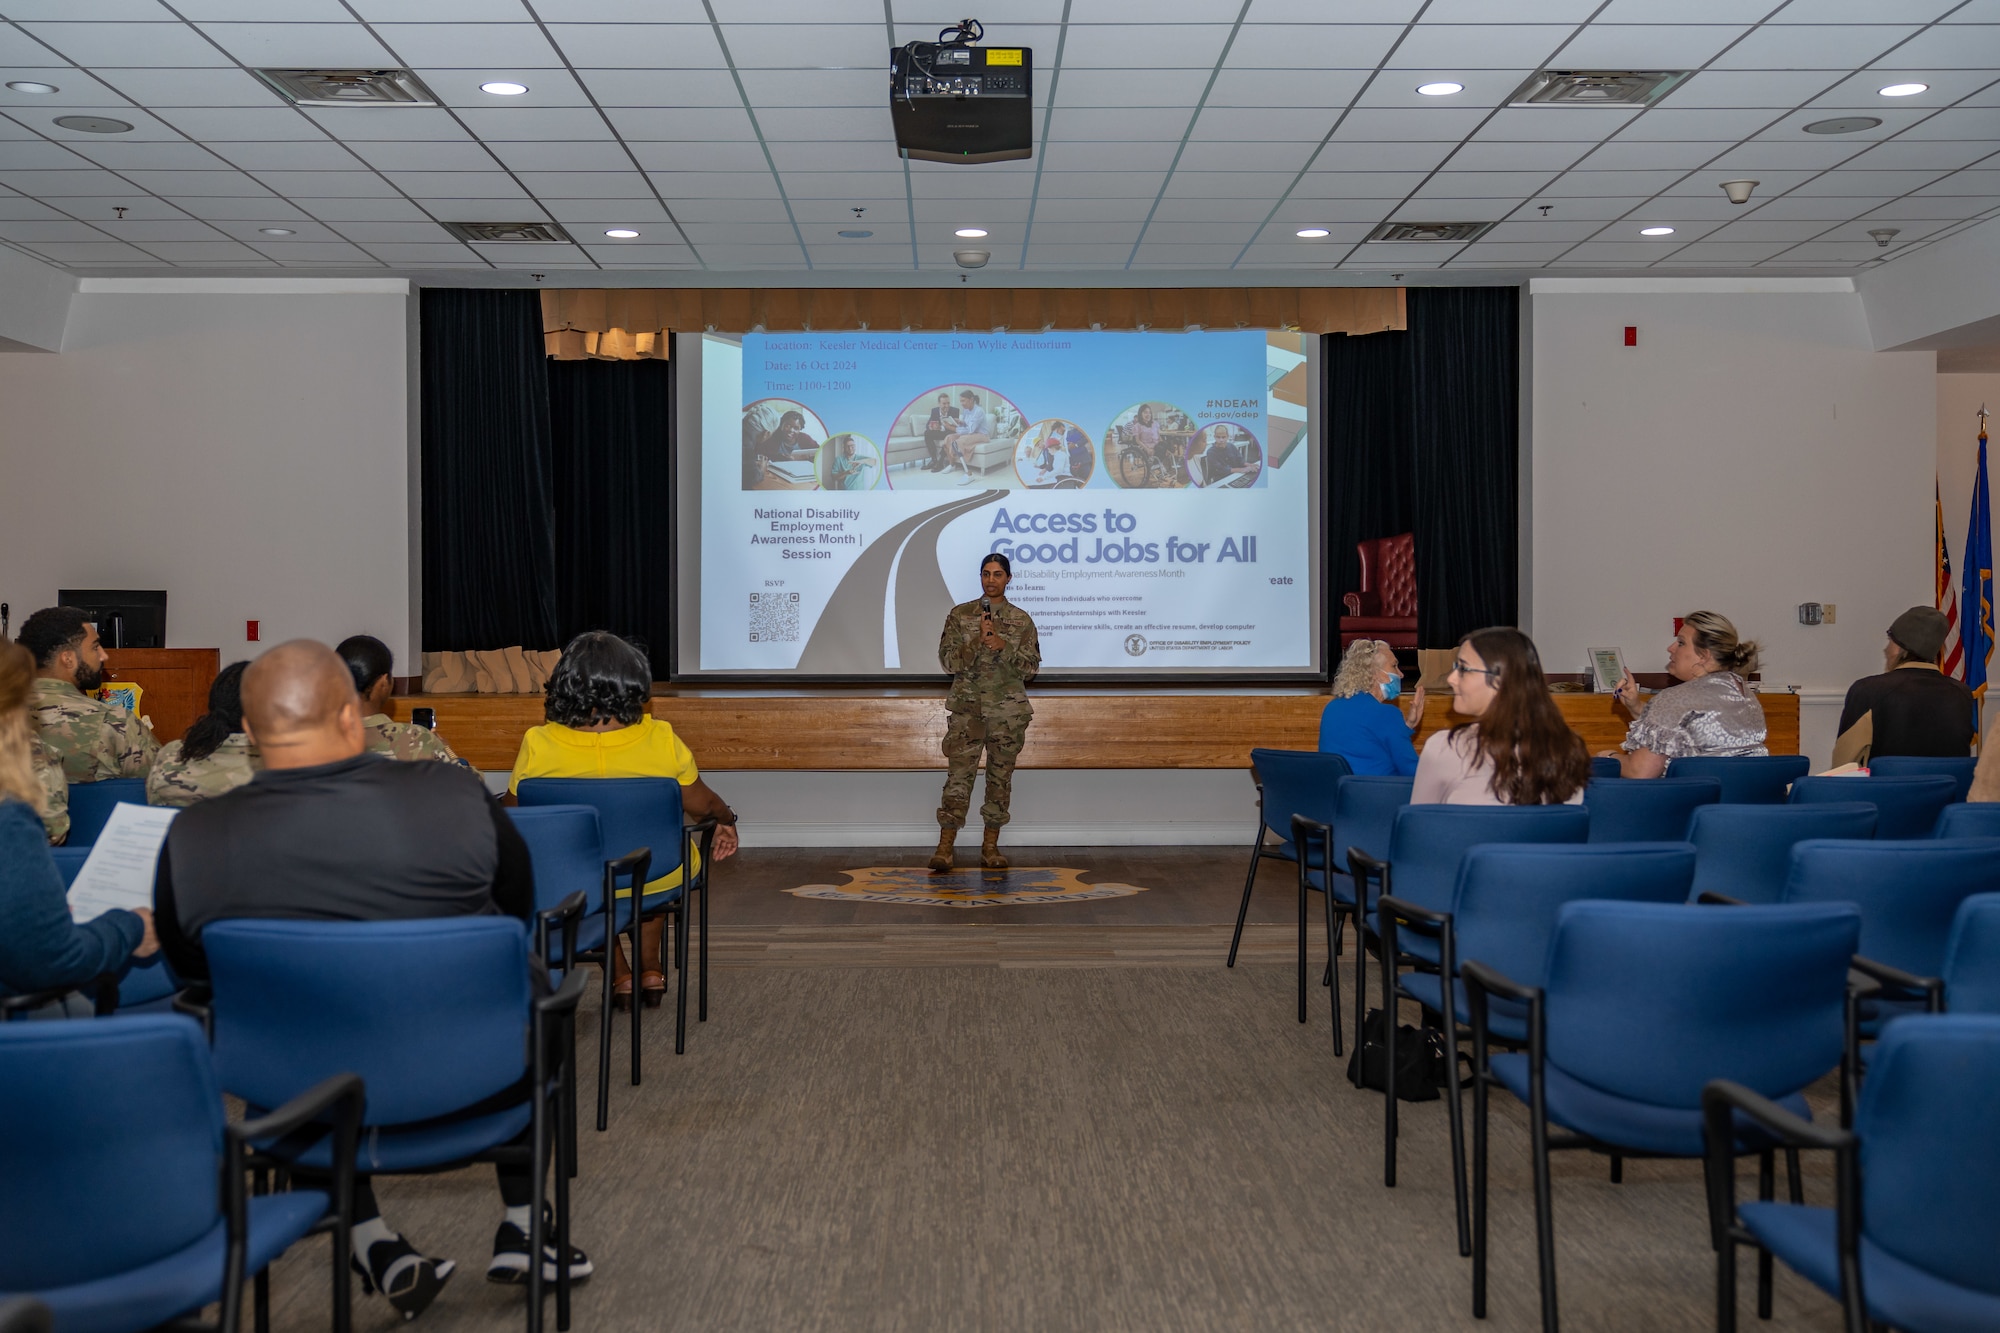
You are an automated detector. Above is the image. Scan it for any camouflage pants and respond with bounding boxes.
[937,703,1031,829]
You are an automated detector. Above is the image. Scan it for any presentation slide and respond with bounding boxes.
[676,329,1320,679]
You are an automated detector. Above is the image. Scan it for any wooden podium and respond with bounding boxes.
[106,648,219,745]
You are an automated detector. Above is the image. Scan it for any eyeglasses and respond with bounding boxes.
[1450,659,1499,679]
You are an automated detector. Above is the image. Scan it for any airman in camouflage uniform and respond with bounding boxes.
[147,733,260,808]
[931,553,1040,871]
[364,713,468,766]
[31,677,159,785]
[32,737,68,844]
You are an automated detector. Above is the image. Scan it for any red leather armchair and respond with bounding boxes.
[1340,532,1416,649]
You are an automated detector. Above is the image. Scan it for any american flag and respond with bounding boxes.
[1939,481,1964,679]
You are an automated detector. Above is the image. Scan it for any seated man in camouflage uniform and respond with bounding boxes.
[336,634,467,766]
[148,662,260,808]
[931,553,1041,871]
[18,605,159,790]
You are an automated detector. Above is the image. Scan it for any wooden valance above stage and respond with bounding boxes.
[541,286,1406,360]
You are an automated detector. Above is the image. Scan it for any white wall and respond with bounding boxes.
[0,280,415,666]
[1525,279,1937,769]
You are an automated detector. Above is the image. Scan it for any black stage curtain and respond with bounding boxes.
[546,358,675,669]
[1322,286,1520,656]
[420,289,560,652]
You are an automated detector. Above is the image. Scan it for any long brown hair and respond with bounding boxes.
[0,640,46,814]
[1451,626,1590,806]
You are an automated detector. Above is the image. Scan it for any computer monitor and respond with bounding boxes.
[57,589,167,649]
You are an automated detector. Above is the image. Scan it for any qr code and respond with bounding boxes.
[749,591,800,643]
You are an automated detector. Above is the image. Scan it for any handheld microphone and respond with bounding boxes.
[980,598,991,615]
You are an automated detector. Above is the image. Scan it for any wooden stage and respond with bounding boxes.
[398,686,1802,773]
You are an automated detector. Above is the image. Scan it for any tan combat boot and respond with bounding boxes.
[980,826,1008,870]
[928,826,956,872]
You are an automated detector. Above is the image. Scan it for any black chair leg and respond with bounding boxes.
[1353,925,1369,1071]
[1323,898,1344,1058]
[1530,1083,1559,1333]
[1718,1225,1739,1333]
[628,913,643,1088]
[1382,954,1398,1188]
[1297,870,1308,1023]
[675,900,690,1055]
[1227,827,1263,968]
[1784,1146,1804,1204]
[527,1101,548,1333]
[697,878,709,1023]
[1441,1011,1471,1258]
[252,1167,270,1333]
[596,948,614,1132]
[553,1084,572,1332]
[1472,1065,1490,1319]
[1757,1150,1775,1320]
[1610,1154,1624,1184]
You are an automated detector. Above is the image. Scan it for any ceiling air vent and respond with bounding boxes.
[1507,69,1690,108]
[1367,221,1495,243]
[252,68,440,107]
[440,221,575,244]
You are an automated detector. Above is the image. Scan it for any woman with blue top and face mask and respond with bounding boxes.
[1318,638,1426,776]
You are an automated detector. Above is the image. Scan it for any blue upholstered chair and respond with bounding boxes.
[1866,753,1978,802]
[0,1014,361,1333]
[1935,801,2000,839]
[62,778,146,847]
[1375,843,1695,1261]
[1582,776,1719,842]
[1788,774,1959,840]
[1687,802,1876,904]
[1226,749,1351,1024]
[1705,1015,2000,1332]
[1463,901,1860,1328]
[1665,754,1809,804]
[202,918,586,1333]
[1289,774,1413,1056]
[1589,755,1622,780]
[516,777,717,1054]
[1940,894,2000,1015]
[506,804,648,1133]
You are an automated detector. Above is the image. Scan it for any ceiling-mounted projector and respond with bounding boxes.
[890,19,1031,164]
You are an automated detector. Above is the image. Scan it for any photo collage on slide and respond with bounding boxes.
[739,331,1303,494]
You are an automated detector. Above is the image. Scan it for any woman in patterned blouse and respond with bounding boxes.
[1605,610,1768,779]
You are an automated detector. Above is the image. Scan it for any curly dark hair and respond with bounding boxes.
[544,631,652,728]
[16,606,92,668]
[180,660,251,763]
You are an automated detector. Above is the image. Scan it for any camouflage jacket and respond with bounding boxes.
[938,599,1040,714]
[364,714,467,766]
[147,733,260,808]
[31,677,159,784]
[32,737,68,844]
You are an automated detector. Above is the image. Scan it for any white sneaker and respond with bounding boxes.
[957,469,974,485]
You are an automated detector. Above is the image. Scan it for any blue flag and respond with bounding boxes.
[1966,425,1994,706]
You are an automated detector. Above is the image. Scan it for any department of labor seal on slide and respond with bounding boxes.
[1124,634,1148,657]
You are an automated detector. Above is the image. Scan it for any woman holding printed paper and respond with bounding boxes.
[1602,611,1767,778]
[0,639,158,998]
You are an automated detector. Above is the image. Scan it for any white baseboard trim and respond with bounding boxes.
[737,821,1249,848]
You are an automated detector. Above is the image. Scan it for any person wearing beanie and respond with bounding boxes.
[1832,606,1978,766]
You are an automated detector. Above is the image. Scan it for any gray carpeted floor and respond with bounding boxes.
[259,963,1849,1333]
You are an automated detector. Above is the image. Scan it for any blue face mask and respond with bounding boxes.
[1380,675,1401,701]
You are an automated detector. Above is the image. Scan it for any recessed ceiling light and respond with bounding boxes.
[1639,226,1675,236]
[5,81,58,94]
[1878,82,1928,97]
[1804,115,1882,135]
[1295,227,1331,238]
[838,229,873,238]
[954,227,988,238]
[1416,81,1464,96]
[258,227,295,236]
[603,228,640,238]
[480,81,529,96]
[53,115,132,134]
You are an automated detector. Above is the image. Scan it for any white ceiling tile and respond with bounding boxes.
[379,170,528,197]
[765,140,899,173]
[1030,196,1153,221]
[0,74,130,109]
[1035,140,1177,173]
[1162,170,1297,196]
[412,69,593,108]
[1447,241,1568,262]
[679,221,798,243]
[195,23,395,67]
[512,169,653,197]
[628,140,770,171]
[350,0,533,17]
[718,23,883,69]
[152,194,298,219]
[0,167,133,195]
[2,0,176,14]
[1170,140,1311,171]
[1127,241,1240,262]
[25,105,185,141]
[1807,70,1989,108]
[1272,197,1394,222]
[1480,217,1615,242]
[1541,168,1688,195]
[1061,24,1232,69]
[1659,69,1846,109]
[454,107,614,139]
[578,69,742,106]
[644,170,780,198]
[782,169,917,197]
[98,219,232,241]
[357,240,480,261]
[604,107,760,140]
[548,24,726,69]
[1416,169,1553,195]
[487,140,634,171]
[581,242,695,263]
[1777,0,1957,19]
[1863,24,2000,69]
[1557,24,1752,68]
[734,68,881,107]
[1868,195,1998,220]
[1895,107,2000,141]
[680,242,802,262]
[66,141,230,170]
[1913,169,2000,195]
[1253,221,1371,244]
[136,238,271,260]
[1021,220,1142,243]
[1346,241,1465,263]
[1854,140,2000,170]
[0,219,112,242]
[754,107,898,141]
[1074,106,1212,140]
[302,107,472,140]
[286,197,431,221]
[1564,240,1691,260]
[1057,68,1211,107]
[1289,170,1427,196]
[1444,140,1592,171]
[1221,24,1402,70]
[1710,24,1919,69]
[1388,25,1574,69]
[1312,140,1452,171]
[1744,194,1891,220]
[796,198,907,221]
[300,220,451,242]
[206,141,360,171]
[1730,133,1892,166]
[1658,168,1819,195]
[20,240,159,259]
[407,198,544,220]
[368,22,561,67]
[1796,168,1951,193]
[1617,107,1784,140]
[1779,239,1899,259]
[71,67,266,107]
[465,241,593,261]
[252,170,398,196]
[154,107,326,140]
[1018,169,1165,197]
[19,22,230,66]
[345,140,497,171]
[0,29,71,67]
[539,199,674,223]
[532,0,714,18]
[1579,140,1732,170]
[1475,107,1644,141]
[0,141,92,170]
[1335,107,1489,141]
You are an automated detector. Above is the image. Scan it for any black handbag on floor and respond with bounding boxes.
[1345,1007,1447,1102]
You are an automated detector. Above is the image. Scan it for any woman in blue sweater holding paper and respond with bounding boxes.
[0,640,155,996]
[1318,638,1425,776]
